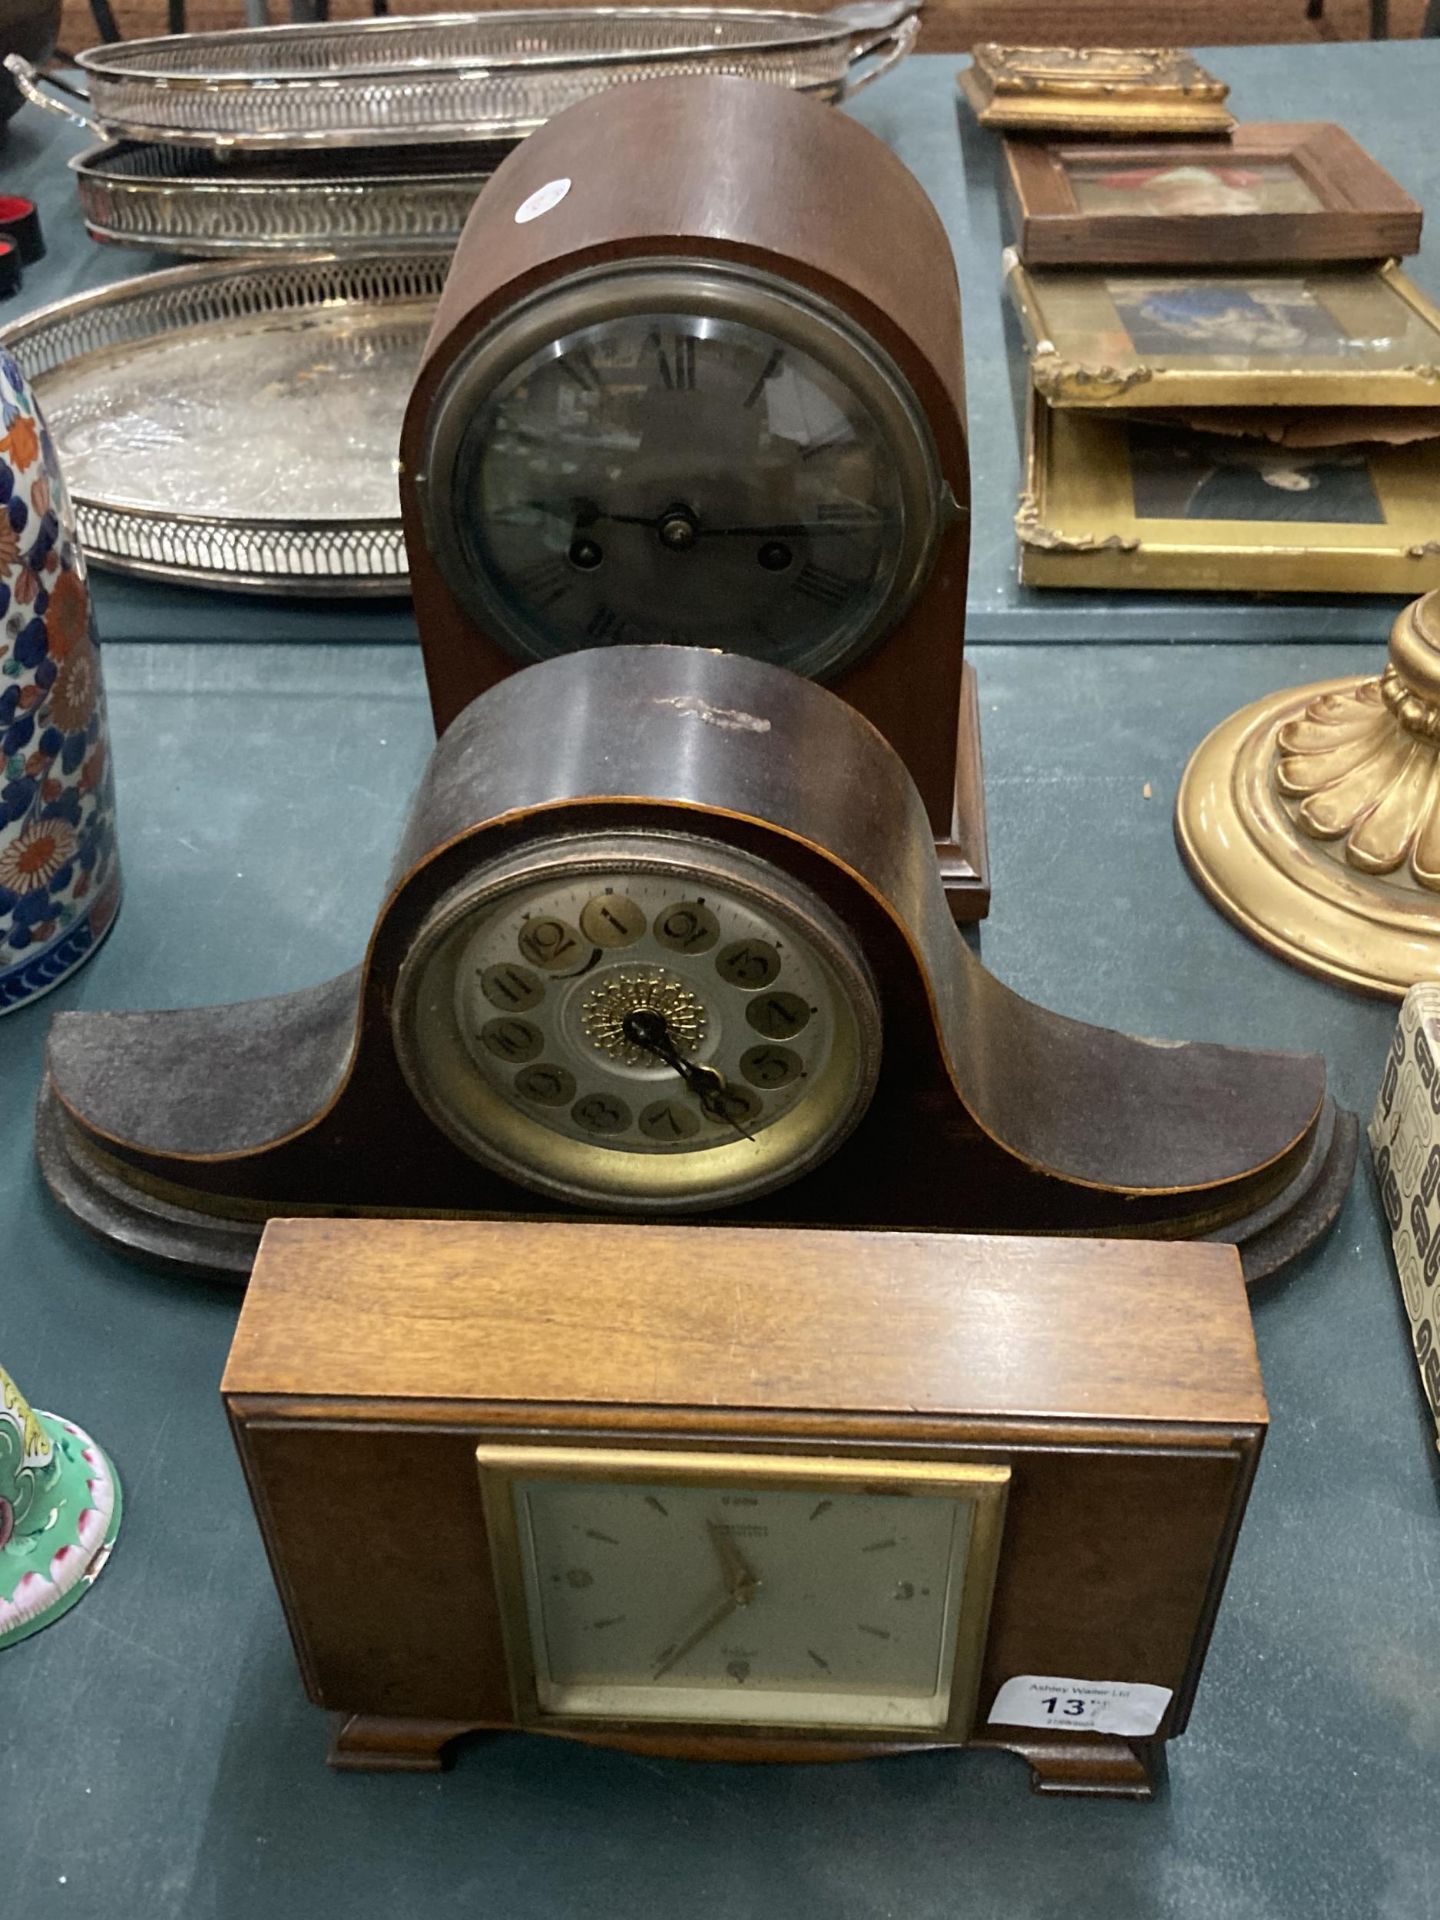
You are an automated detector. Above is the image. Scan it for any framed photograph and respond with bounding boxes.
[1005,257,1440,408]
[1003,124,1422,268]
[1016,392,1440,594]
[957,44,1234,138]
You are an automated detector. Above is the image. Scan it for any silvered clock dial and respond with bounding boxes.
[417,264,945,682]
[392,832,882,1210]
[477,1446,1009,1738]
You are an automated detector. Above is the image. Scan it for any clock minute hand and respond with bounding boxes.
[651,1588,740,1681]
[694,517,891,538]
[707,1519,760,1597]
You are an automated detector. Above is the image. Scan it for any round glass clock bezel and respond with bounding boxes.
[391,831,883,1211]
[416,258,947,681]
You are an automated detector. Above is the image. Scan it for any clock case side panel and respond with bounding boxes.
[975,1426,1265,1745]
[226,1408,517,1728]
[398,76,970,839]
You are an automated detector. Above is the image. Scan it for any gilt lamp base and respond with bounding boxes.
[1178,594,1440,1000]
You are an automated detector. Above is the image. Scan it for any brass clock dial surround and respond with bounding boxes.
[476,1444,1009,1740]
[415,260,948,684]
[393,832,882,1211]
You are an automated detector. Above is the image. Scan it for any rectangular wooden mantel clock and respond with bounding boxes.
[223,1220,1268,1799]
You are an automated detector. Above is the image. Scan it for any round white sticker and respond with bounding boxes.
[514,177,572,225]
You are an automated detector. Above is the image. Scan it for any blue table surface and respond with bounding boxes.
[2,38,1439,1920]
[1,39,1438,644]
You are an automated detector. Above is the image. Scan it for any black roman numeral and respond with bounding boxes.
[557,348,601,393]
[800,426,854,462]
[648,332,697,391]
[794,563,855,608]
[512,555,574,609]
[743,348,785,409]
[586,605,625,642]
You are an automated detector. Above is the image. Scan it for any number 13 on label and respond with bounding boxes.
[988,1675,1173,1738]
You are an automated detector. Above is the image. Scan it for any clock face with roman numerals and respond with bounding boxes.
[418,263,945,682]
[393,832,882,1210]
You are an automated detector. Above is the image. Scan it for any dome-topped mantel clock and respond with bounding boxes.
[398,75,987,919]
[37,645,1353,1283]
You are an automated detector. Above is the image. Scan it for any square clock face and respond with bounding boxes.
[476,1447,1008,1736]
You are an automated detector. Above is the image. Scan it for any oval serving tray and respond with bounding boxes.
[9,3,917,150]
[0,254,446,595]
[71,140,514,256]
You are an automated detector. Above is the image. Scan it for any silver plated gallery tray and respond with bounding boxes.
[70,139,512,256]
[6,3,916,150]
[0,254,445,594]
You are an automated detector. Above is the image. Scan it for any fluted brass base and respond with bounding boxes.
[1178,593,1440,998]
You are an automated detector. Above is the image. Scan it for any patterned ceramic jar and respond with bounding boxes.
[0,1361,121,1647]
[0,346,120,1012]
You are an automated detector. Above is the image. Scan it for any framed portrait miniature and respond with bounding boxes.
[1017,393,1440,595]
[1003,124,1422,268]
[958,45,1235,137]
[1005,257,1440,409]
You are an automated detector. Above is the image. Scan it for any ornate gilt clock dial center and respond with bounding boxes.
[577,967,708,1066]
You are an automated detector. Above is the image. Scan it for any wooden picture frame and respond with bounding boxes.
[1016,391,1440,595]
[1002,124,1422,268]
[957,45,1235,138]
[1005,256,1440,409]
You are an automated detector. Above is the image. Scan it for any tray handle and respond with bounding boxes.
[4,57,104,137]
[830,3,922,97]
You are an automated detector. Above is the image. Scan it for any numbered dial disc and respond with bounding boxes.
[418,263,945,682]
[394,834,881,1209]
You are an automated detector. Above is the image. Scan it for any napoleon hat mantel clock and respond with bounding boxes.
[37,646,1354,1279]
[398,75,987,919]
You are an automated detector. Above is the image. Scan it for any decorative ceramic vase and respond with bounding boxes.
[0,346,121,1012]
[0,1361,121,1647]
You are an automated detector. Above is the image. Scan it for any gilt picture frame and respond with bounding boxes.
[1016,392,1440,594]
[1005,257,1440,408]
[957,44,1235,137]
[1002,124,1422,268]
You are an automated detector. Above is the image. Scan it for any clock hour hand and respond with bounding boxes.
[620,1010,758,1143]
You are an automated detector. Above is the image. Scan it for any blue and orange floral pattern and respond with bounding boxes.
[0,350,121,1013]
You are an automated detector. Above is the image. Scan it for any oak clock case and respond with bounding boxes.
[37,644,1355,1282]
[224,1217,1271,1796]
[399,75,986,919]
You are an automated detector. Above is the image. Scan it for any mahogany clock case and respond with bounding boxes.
[36,644,1355,1283]
[224,1218,1270,1798]
[399,77,985,916]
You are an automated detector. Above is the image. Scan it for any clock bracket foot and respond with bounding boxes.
[328,1714,484,1772]
[971,1731,1161,1800]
